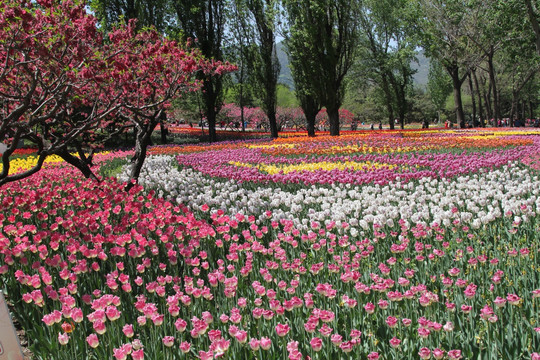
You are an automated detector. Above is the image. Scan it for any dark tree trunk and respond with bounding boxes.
[159,111,167,144]
[126,118,159,191]
[203,77,220,143]
[473,69,485,127]
[487,50,500,125]
[327,105,340,136]
[306,117,316,137]
[298,91,321,137]
[56,149,98,181]
[268,108,279,139]
[484,78,493,122]
[510,91,517,127]
[239,72,246,132]
[468,73,477,127]
[381,74,395,130]
[207,106,217,143]
[303,101,320,137]
[446,63,466,128]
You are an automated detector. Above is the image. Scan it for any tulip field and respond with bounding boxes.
[1,128,540,360]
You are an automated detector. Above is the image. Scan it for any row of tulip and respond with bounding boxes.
[0,128,539,360]
[0,150,132,175]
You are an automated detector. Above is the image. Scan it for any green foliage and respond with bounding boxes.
[277,84,298,108]
[428,59,452,111]
[283,0,362,135]
[88,0,171,33]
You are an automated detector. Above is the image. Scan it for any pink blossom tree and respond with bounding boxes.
[0,0,235,187]
[0,0,121,185]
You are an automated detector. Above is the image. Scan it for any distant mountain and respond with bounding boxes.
[276,42,294,89]
[412,50,429,88]
[276,41,430,89]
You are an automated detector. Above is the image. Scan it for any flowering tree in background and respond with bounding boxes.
[218,104,359,132]
[316,108,356,131]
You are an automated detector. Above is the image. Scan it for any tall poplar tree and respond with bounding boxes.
[283,0,360,136]
[244,0,281,138]
[172,0,228,142]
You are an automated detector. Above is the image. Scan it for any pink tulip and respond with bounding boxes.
[249,338,260,351]
[86,333,99,348]
[433,348,444,359]
[276,323,290,337]
[310,337,323,351]
[419,347,431,359]
[58,332,69,345]
[162,336,175,347]
[447,350,462,359]
[179,341,191,353]
[132,349,144,360]
[260,337,272,350]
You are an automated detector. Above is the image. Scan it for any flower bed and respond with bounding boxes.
[1,129,540,359]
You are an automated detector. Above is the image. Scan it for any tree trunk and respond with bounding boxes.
[446,63,466,128]
[306,111,317,137]
[202,77,219,143]
[327,105,340,136]
[381,74,395,130]
[487,50,500,125]
[509,91,517,127]
[299,92,320,137]
[239,75,246,132]
[126,118,159,191]
[159,111,167,144]
[472,69,485,127]
[268,108,279,138]
[468,73,477,127]
[207,106,217,143]
[484,78,493,123]
[56,149,98,181]
[398,108,406,130]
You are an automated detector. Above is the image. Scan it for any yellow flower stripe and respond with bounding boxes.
[246,144,297,150]
[229,160,398,175]
[0,152,111,175]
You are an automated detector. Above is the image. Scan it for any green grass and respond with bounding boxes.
[99,156,129,179]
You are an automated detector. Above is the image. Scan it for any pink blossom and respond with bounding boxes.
[260,337,272,350]
[179,341,191,353]
[447,350,463,359]
[419,347,431,359]
[433,348,444,359]
[249,338,260,351]
[58,332,69,346]
[340,341,353,353]
[389,336,401,348]
[87,333,99,348]
[162,336,174,347]
[310,337,323,351]
[276,323,290,337]
[132,349,144,360]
